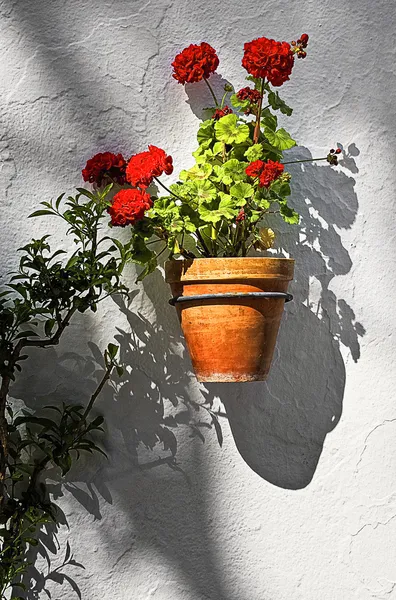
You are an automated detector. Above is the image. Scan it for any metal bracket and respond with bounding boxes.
[169,291,293,306]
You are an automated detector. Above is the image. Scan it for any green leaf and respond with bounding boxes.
[214,114,250,145]
[261,108,278,132]
[188,180,218,203]
[197,119,215,145]
[55,193,64,210]
[107,343,118,360]
[230,182,254,200]
[264,127,296,151]
[136,258,157,282]
[271,179,292,197]
[280,204,300,224]
[199,195,239,223]
[44,319,56,337]
[28,210,55,218]
[267,90,293,116]
[179,164,213,182]
[244,144,264,162]
[230,93,249,110]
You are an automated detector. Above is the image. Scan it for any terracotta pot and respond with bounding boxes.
[165,257,294,382]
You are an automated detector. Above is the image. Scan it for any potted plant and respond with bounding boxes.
[83,34,341,382]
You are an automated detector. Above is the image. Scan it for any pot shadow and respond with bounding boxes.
[207,144,364,489]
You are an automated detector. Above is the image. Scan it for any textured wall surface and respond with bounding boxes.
[0,0,395,598]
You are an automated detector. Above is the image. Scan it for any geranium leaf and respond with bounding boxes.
[214,114,250,144]
[244,144,264,162]
[230,182,254,200]
[267,90,293,116]
[264,127,296,151]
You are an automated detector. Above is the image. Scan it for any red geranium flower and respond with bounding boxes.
[242,37,294,87]
[236,87,262,103]
[126,145,173,189]
[82,152,127,186]
[246,159,284,187]
[212,105,233,120]
[172,42,219,84]
[108,189,153,227]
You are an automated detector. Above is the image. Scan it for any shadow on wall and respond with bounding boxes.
[11,303,224,599]
[181,75,364,487]
[217,144,364,489]
[10,150,363,600]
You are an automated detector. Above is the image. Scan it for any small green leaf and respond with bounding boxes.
[261,108,278,132]
[28,210,55,218]
[280,204,300,224]
[197,119,215,145]
[244,144,264,162]
[107,343,118,360]
[230,93,249,110]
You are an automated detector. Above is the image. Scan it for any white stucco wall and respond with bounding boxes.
[1,0,395,598]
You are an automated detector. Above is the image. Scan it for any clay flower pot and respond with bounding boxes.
[165,257,294,382]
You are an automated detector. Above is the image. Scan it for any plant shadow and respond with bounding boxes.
[208,144,363,489]
[8,291,221,598]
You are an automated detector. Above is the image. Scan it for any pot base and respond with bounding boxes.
[196,372,269,383]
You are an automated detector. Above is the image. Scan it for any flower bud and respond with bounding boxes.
[335,148,342,154]
[300,33,309,46]
[224,83,233,92]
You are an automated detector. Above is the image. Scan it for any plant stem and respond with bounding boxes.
[220,90,228,108]
[153,177,183,201]
[253,78,265,144]
[204,77,219,107]
[196,230,211,257]
[21,306,77,349]
[83,361,115,419]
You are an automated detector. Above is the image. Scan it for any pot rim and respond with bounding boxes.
[165,256,295,283]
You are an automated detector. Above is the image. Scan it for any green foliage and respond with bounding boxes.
[124,75,305,274]
[0,189,130,598]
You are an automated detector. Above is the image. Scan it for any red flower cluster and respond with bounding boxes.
[242,37,294,87]
[126,145,173,189]
[172,42,219,84]
[82,152,127,186]
[245,159,284,187]
[212,105,233,120]
[236,87,262,104]
[108,189,153,227]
